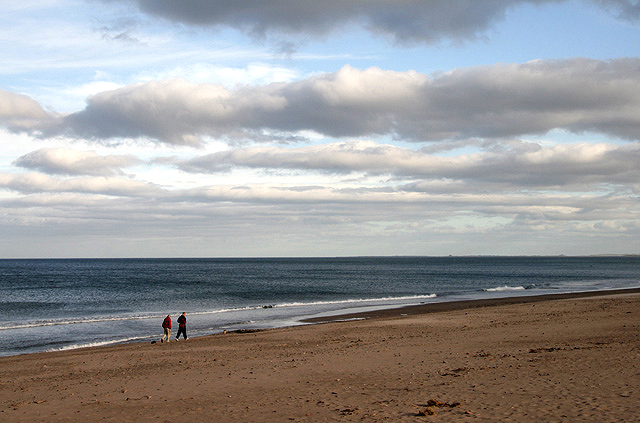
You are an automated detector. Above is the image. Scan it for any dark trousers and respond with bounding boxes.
[176,326,187,339]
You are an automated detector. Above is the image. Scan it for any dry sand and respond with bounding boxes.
[1,290,638,422]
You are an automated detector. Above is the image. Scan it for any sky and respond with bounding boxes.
[1,0,639,258]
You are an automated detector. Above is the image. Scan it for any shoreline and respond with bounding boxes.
[302,287,640,323]
[2,289,638,421]
[3,287,639,359]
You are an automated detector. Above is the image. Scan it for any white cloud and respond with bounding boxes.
[0,172,161,196]
[3,59,638,145]
[0,88,58,133]
[14,148,141,176]
[135,63,301,87]
[180,140,640,190]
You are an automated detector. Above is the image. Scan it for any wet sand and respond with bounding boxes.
[1,289,638,422]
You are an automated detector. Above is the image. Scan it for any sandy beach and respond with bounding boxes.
[1,289,638,422]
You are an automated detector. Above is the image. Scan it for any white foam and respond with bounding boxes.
[483,285,526,292]
[45,335,151,353]
[0,314,162,331]
[0,294,437,331]
[268,294,437,308]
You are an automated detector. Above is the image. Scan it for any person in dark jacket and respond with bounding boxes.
[161,314,171,343]
[176,312,187,341]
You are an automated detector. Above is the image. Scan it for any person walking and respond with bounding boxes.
[176,312,187,341]
[161,314,171,343]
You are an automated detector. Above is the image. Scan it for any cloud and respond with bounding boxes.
[3,58,640,145]
[420,58,640,141]
[63,77,290,145]
[56,59,640,144]
[0,172,161,197]
[112,1,639,45]
[1,168,630,214]
[122,0,515,43]
[179,140,640,190]
[2,169,636,255]
[597,0,640,21]
[0,88,58,133]
[14,148,141,176]
[97,17,142,44]
[2,135,637,256]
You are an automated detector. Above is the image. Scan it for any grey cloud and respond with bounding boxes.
[98,17,142,44]
[179,140,640,190]
[3,193,635,257]
[596,0,640,20]
[418,58,640,141]
[5,59,640,145]
[2,174,635,237]
[123,0,519,43]
[178,141,400,174]
[0,172,162,196]
[14,148,141,176]
[61,79,222,145]
[115,1,638,44]
[62,59,640,144]
[4,140,635,211]
[1,169,627,214]
[2,165,637,257]
[0,88,58,134]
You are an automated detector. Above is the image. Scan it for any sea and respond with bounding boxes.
[1,256,639,357]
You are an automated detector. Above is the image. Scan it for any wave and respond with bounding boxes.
[0,306,276,331]
[180,294,438,317]
[0,294,437,331]
[45,335,152,353]
[483,285,526,292]
[259,294,438,309]
[0,314,163,331]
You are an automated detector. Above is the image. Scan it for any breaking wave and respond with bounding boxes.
[483,285,526,292]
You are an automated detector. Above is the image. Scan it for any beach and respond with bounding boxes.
[1,289,638,422]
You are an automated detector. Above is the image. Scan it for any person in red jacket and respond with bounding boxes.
[161,314,171,343]
[176,312,187,341]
